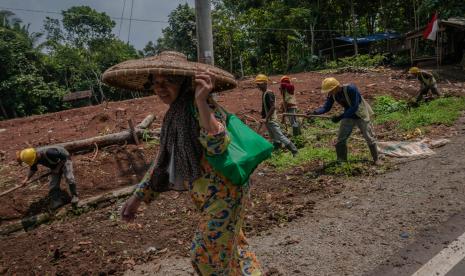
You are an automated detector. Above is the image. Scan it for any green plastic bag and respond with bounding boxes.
[206,109,273,186]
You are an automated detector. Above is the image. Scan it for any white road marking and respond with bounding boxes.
[411,231,465,276]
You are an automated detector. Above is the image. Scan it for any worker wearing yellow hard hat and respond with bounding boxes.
[408,66,441,103]
[279,75,301,136]
[255,74,298,156]
[255,74,269,83]
[17,146,79,209]
[408,67,420,74]
[17,148,37,166]
[310,77,380,165]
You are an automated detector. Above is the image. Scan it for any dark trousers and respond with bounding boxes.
[416,84,440,103]
[49,159,77,201]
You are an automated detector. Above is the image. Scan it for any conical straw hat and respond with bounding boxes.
[102,51,236,92]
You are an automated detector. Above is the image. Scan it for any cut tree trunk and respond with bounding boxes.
[0,186,134,236]
[50,114,156,153]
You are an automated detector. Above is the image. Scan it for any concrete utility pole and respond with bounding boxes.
[195,0,214,65]
[349,0,359,56]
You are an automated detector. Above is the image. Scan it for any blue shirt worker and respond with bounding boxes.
[311,77,380,165]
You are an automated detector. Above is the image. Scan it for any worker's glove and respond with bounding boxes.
[331,115,342,123]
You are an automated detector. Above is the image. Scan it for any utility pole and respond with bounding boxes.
[349,0,359,56]
[195,0,214,65]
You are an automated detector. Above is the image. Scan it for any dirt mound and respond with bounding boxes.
[0,68,462,274]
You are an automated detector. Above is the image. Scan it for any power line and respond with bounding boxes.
[118,0,127,37]
[127,0,134,43]
[0,6,346,32]
[0,6,168,24]
[249,27,347,33]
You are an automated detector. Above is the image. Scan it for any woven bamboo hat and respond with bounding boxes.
[102,51,237,92]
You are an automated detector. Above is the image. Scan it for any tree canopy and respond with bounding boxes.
[1,1,464,119]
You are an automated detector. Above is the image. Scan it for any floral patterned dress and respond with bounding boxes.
[134,102,262,276]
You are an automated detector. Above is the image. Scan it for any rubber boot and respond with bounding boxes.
[49,188,65,210]
[368,144,382,165]
[285,142,298,157]
[273,142,282,151]
[68,183,79,205]
[335,144,348,162]
[292,126,302,137]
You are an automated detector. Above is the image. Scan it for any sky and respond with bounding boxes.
[0,0,195,50]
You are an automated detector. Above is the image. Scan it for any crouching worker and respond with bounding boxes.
[16,146,79,209]
[311,77,381,165]
[408,66,441,103]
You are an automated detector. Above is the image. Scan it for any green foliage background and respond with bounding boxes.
[1,0,464,119]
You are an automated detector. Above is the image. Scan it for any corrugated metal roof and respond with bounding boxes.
[441,17,465,28]
[334,32,402,45]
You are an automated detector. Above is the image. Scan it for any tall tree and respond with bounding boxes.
[155,4,197,60]
[43,6,138,102]
[0,17,65,119]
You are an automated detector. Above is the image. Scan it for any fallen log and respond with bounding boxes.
[0,213,51,235]
[137,114,155,129]
[50,114,157,153]
[0,185,135,236]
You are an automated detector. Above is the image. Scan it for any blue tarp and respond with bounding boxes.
[335,32,402,45]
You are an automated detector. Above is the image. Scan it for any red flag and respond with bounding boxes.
[423,13,439,41]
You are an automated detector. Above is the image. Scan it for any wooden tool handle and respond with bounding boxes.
[281,113,331,119]
[0,172,51,197]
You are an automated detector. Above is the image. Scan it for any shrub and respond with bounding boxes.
[325,54,386,69]
[373,95,408,114]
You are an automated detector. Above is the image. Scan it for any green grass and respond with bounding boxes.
[267,145,335,171]
[325,54,386,69]
[324,161,367,176]
[267,119,369,173]
[266,96,465,174]
[375,97,465,130]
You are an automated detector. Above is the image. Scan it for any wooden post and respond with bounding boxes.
[0,99,8,119]
[286,39,290,71]
[128,119,140,145]
[349,0,359,56]
[229,30,233,73]
[239,55,244,78]
[410,38,414,65]
[331,37,336,60]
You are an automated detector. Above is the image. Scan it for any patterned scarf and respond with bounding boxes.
[150,78,203,192]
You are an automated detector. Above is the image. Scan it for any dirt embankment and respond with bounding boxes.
[0,69,463,275]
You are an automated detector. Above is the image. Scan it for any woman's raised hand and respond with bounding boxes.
[194,71,215,103]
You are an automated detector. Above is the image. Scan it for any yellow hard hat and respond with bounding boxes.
[321,77,341,93]
[409,67,420,74]
[19,148,37,166]
[255,74,269,84]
